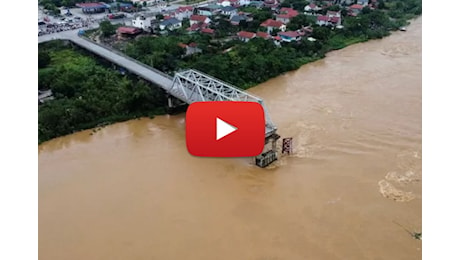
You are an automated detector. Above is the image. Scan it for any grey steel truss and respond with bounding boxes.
[168,69,277,137]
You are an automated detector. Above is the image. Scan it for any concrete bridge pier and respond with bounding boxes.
[166,94,187,114]
[255,132,281,168]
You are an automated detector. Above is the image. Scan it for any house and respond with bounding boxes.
[256,31,271,39]
[316,15,329,26]
[132,15,154,31]
[230,15,246,25]
[196,4,222,16]
[221,6,238,16]
[278,31,301,42]
[159,18,182,30]
[217,0,239,7]
[201,28,215,35]
[249,1,264,8]
[349,4,364,16]
[276,7,299,24]
[237,31,256,42]
[190,15,211,25]
[304,3,322,13]
[172,6,194,21]
[116,27,142,38]
[316,11,341,27]
[187,23,202,32]
[239,0,250,6]
[299,26,313,36]
[187,20,210,33]
[230,13,253,25]
[178,42,202,56]
[326,11,341,25]
[196,7,213,16]
[357,0,369,6]
[260,19,286,34]
[263,0,279,9]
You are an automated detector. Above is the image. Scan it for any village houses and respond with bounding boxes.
[132,15,154,32]
[260,19,286,34]
[159,18,182,31]
[275,7,299,24]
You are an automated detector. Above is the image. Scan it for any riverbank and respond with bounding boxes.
[38,40,168,144]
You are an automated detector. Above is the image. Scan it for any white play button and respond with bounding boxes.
[216,117,237,141]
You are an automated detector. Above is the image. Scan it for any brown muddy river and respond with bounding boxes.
[39,18,422,260]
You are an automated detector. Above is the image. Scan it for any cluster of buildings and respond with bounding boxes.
[114,0,378,43]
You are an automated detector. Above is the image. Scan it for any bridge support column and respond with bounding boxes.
[166,94,187,114]
[255,132,281,168]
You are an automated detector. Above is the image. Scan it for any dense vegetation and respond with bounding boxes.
[38,41,167,143]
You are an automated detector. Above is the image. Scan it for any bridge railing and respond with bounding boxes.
[77,34,174,80]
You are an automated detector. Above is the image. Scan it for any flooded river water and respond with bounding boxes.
[39,17,422,260]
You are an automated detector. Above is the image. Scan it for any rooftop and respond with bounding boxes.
[256,31,270,39]
[237,31,256,39]
[190,15,209,22]
[117,27,142,34]
[278,31,299,38]
[350,4,364,9]
[260,19,284,28]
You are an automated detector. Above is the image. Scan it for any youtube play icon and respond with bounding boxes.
[186,101,265,157]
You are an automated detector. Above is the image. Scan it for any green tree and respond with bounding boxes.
[312,26,331,41]
[38,51,51,69]
[287,14,316,30]
[99,20,116,37]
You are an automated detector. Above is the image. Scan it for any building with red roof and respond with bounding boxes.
[260,19,286,34]
[201,28,215,35]
[276,7,299,24]
[316,10,342,27]
[237,31,256,42]
[116,27,142,39]
[190,15,211,25]
[178,6,194,12]
[117,27,142,34]
[349,4,364,16]
[256,31,271,39]
[278,31,301,42]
